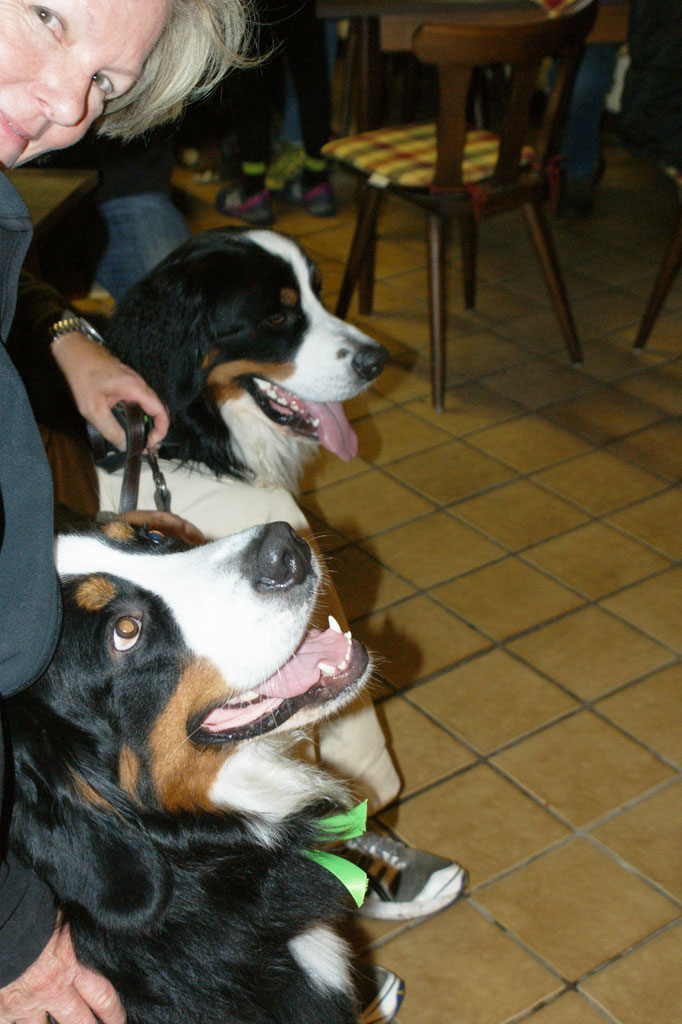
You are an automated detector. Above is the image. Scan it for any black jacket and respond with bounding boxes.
[0,170,61,986]
[620,0,682,169]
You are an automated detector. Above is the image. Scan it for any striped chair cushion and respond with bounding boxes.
[323,125,536,189]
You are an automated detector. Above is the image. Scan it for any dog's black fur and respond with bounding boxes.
[105,227,387,491]
[8,520,371,1024]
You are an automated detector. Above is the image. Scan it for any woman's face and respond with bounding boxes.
[0,0,169,170]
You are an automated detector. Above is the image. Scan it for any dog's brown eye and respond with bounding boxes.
[113,616,142,652]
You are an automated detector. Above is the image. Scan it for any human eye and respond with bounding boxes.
[32,5,62,34]
[92,71,115,97]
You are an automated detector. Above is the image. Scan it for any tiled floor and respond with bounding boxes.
[170,134,682,1023]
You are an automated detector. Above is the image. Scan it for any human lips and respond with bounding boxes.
[0,110,33,166]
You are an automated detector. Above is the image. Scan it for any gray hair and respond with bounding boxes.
[99,0,254,139]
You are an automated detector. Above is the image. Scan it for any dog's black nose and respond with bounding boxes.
[250,522,313,590]
[352,343,387,382]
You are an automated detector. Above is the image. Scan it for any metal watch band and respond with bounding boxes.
[49,314,105,346]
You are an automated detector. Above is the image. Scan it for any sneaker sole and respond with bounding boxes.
[357,865,467,921]
[360,972,405,1024]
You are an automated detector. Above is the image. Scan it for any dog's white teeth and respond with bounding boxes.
[312,417,320,427]
[339,657,349,671]
[328,615,343,634]
[319,662,337,677]
[255,379,269,392]
[344,630,352,640]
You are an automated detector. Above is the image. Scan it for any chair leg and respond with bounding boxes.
[427,213,448,411]
[634,202,682,349]
[523,200,582,364]
[459,204,477,309]
[335,182,382,320]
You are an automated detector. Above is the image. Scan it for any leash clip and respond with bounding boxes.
[146,447,172,512]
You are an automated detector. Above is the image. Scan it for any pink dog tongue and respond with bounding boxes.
[308,401,358,461]
[200,627,350,733]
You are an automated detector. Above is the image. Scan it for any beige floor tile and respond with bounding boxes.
[300,469,433,541]
[522,991,614,1024]
[381,765,569,888]
[385,439,515,505]
[432,558,584,641]
[484,360,598,409]
[376,902,562,1024]
[361,511,504,589]
[601,566,682,651]
[493,711,674,827]
[574,335,664,382]
[523,522,672,600]
[406,383,525,435]
[476,839,678,980]
[375,697,474,796]
[609,419,682,481]
[533,450,666,515]
[580,923,682,1024]
[353,406,452,466]
[409,650,577,753]
[606,488,682,559]
[439,330,533,384]
[618,360,682,417]
[596,663,682,766]
[508,605,672,699]
[542,386,663,443]
[452,479,589,549]
[368,361,432,404]
[592,782,682,900]
[299,448,370,493]
[467,415,591,473]
[573,288,650,340]
[322,545,414,620]
[352,594,491,688]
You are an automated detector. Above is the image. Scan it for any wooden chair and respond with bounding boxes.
[633,165,682,350]
[324,0,599,410]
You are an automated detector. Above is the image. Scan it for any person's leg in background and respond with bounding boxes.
[557,42,620,218]
[215,7,278,226]
[94,192,190,304]
[278,1,336,216]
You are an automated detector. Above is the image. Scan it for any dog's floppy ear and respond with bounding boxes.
[9,713,172,931]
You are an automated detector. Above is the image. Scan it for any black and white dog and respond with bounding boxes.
[105,227,387,491]
[8,519,372,1024]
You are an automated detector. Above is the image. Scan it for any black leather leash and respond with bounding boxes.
[88,402,171,515]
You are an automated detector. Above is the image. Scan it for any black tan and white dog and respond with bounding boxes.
[8,519,373,1024]
[105,227,387,491]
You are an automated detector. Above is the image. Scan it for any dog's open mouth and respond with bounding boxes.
[241,376,358,461]
[191,616,369,744]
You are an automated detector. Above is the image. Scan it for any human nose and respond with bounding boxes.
[36,60,92,126]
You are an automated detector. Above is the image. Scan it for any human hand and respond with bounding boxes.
[51,332,169,449]
[0,920,125,1024]
[122,510,206,546]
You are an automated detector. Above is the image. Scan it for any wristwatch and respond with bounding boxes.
[49,312,105,346]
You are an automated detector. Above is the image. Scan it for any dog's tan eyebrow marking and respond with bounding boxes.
[119,745,141,799]
[148,657,228,813]
[280,286,298,307]
[102,520,136,543]
[76,576,117,611]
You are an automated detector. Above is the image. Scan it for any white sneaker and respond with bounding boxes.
[346,832,467,921]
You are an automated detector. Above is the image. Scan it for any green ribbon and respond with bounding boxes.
[303,800,369,908]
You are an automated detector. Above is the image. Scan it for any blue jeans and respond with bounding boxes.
[560,43,620,181]
[95,191,190,303]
